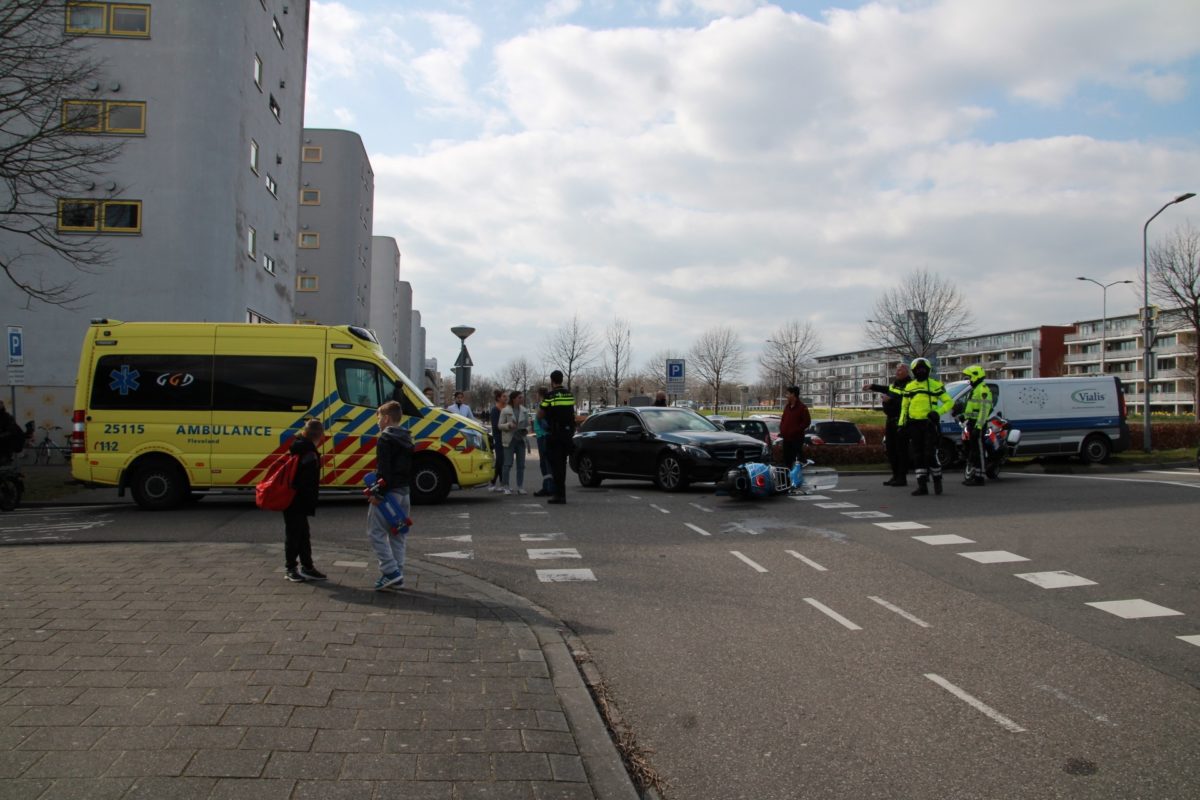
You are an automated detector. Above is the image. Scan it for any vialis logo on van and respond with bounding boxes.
[1071,389,1106,404]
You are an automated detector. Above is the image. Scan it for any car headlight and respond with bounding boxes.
[460,429,485,452]
[681,445,710,459]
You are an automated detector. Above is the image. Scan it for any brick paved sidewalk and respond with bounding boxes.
[0,542,638,800]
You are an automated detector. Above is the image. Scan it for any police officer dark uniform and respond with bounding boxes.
[957,364,993,486]
[898,357,952,496]
[539,370,576,505]
[864,362,911,486]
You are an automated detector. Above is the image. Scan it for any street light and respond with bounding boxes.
[1076,277,1133,374]
[450,325,475,393]
[1141,192,1195,452]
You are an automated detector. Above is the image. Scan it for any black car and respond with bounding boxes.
[721,418,772,448]
[571,406,769,491]
[805,419,866,446]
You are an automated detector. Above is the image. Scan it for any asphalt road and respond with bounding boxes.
[4,464,1199,799]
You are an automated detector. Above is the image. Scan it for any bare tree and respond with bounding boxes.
[1,1,126,306]
[543,313,600,393]
[501,356,535,400]
[689,326,743,407]
[864,269,974,359]
[1149,223,1200,420]
[602,317,633,407]
[760,320,821,391]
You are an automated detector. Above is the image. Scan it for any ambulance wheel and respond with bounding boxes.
[130,458,189,510]
[655,454,689,492]
[1080,434,1111,464]
[576,454,603,487]
[411,456,451,505]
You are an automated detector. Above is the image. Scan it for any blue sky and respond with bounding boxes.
[303,0,1200,386]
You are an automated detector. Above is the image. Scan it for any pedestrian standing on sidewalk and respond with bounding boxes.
[540,370,576,505]
[779,386,811,467]
[367,400,412,590]
[532,387,555,497]
[864,362,911,486]
[488,390,507,492]
[498,390,531,494]
[283,419,327,583]
[446,390,475,420]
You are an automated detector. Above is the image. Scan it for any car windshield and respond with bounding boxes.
[945,381,970,402]
[639,408,721,434]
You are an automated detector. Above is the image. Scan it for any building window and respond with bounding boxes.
[297,275,318,292]
[65,2,150,37]
[247,227,257,258]
[246,309,275,324]
[302,146,322,162]
[268,94,280,121]
[272,15,283,46]
[300,188,320,205]
[62,99,146,134]
[254,55,263,90]
[298,232,319,249]
[263,254,276,275]
[264,174,277,196]
[250,140,259,174]
[57,199,141,233]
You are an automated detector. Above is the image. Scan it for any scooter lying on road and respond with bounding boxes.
[955,412,1020,482]
[720,459,839,500]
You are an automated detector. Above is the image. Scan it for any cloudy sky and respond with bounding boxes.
[302,0,1200,384]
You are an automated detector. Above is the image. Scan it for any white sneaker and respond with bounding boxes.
[488,485,498,492]
[503,487,512,495]
[516,488,526,495]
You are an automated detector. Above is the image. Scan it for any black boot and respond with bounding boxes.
[911,478,929,496]
[933,475,943,495]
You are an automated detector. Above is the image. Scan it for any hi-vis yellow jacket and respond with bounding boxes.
[899,378,952,425]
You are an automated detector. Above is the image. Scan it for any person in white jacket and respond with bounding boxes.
[497,390,532,494]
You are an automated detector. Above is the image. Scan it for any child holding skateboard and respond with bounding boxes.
[367,401,413,590]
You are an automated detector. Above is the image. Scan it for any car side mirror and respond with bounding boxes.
[625,425,644,436]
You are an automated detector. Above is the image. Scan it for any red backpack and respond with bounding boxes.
[255,454,299,511]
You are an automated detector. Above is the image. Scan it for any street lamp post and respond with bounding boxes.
[450,325,475,393]
[1076,277,1133,374]
[1141,192,1196,452]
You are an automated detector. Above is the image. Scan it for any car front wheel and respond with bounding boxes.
[655,453,689,492]
[576,454,603,487]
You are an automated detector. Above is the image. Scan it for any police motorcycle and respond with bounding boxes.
[951,408,1020,481]
[721,459,839,500]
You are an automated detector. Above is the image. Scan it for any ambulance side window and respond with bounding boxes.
[90,355,213,410]
[213,356,317,411]
[336,359,421,416]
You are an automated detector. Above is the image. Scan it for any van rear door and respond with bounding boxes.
[210,326,324,490]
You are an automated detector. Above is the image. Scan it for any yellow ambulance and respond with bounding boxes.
[70,320,493,509]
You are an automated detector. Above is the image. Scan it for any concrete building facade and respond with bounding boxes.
[937,325,1074,383]
[368,236,404,366]
[294,129,373,327]
[1,0,310,426]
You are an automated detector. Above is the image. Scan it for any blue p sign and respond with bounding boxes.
[6,326,21,366]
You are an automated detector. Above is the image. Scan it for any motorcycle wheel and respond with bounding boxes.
[985,461,1001,480]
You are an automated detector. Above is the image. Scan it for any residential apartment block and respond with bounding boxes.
[936,326,1074,383]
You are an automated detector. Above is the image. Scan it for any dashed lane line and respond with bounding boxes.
[527,548,582,560]
[874,521,930,531]
[689,503,714,513]
[869,596,931,628]
[1178,635,1200,647]
[684,523,712,537]
[924,673,1026,733]
[842,510,892,519]
[537,569,596,582]
[648,504,671,514]
[912,534,974,546]
[520,532,565,541]
[1085,599,1184,619]
[730,551,768,573]
[959,550,1030,564]
[790,494,830,501]
[1014,571,1097,589]
[803,598,862,631]
[785,551,827,572]
[814,502,859,509]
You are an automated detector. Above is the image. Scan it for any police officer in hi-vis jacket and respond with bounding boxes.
[898,358,953,496]
[956,364,993,487]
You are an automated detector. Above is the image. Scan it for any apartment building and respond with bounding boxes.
[294,129,373,327]
[803,348,902,409]
[1,0,310,425]
[938,325,1074,383]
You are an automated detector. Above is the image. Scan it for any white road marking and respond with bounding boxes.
[1178,635,1200,647]
[785,551,827,572]
[0,520,113,533]
[433,534,473,543]
[803,598,861,631]
[1035,684,1117,727]
[1142,470,1200,476]
[913,534,975,546]
[1024,473,1200,490]
[814,502,859,509]
[1014,571,1097,589]
[526,548,581,560]
[685,523,712,537]
[453,512,470,519]
[649,504,671,514]
[924,673,1026,733]
[537,568,596,582]
[520,532,565,541]
[510,511,549,516]
[627,495,642,500]
[689,503,714,513]
[333,560,368,568]
[730,551,768,573]
[842,510,892,519]
[1085,599,1183,619]
[790,494,830,501]
[869,596,931,628]
[825,488,857,493]
[730,522,757,535]
[958,550,1030,564]
[427,550,474,560]
[874,521,929,531]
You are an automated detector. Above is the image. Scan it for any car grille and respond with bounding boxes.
[708,444,761,465]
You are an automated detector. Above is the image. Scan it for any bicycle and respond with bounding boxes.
[29,425,71,466]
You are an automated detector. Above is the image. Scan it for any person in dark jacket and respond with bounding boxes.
[283,418,326,582]
[539,370,576,505]
[367,400,413,590]
[779,386,811,467]
[864,362,911,486]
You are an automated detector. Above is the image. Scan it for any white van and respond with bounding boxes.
[942,375,1130,463]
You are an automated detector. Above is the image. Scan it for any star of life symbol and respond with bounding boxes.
[109,365,141,396]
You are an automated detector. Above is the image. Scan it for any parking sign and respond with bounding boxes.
[666,359,685,394]
[7,326,21,366]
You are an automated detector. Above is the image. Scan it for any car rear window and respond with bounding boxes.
[812,422,861,442]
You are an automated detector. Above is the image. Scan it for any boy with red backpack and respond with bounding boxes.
[283,418,326,582]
